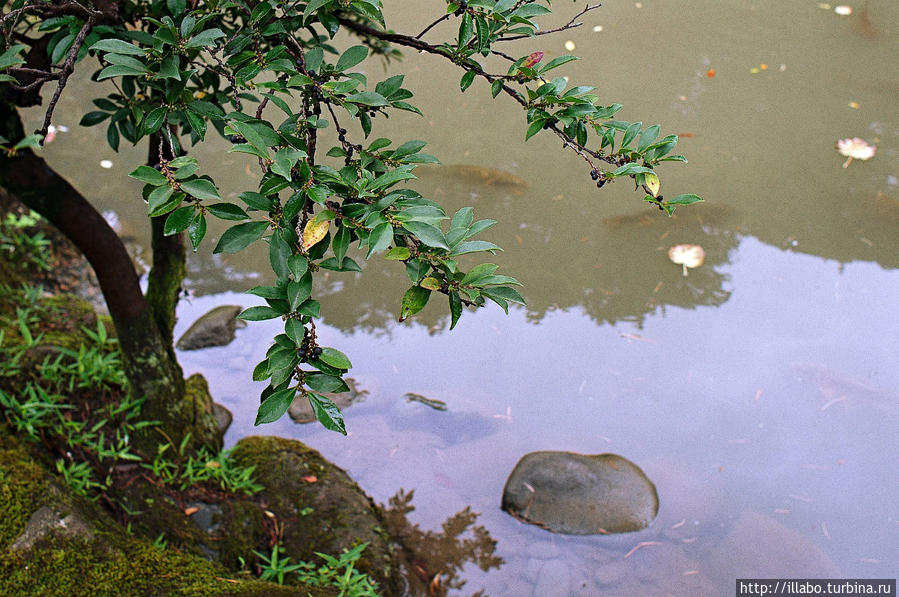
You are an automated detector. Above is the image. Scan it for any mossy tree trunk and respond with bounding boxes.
[0,99,210,452]
[145,134,186,358]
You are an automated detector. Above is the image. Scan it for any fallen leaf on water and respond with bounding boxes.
[302,475,318,483]
[835,5,852,15]
[706,69,716,78]
[668,244,705,276]
[836,137,876,168]
[184,507,199,516]
[848,101,860,109]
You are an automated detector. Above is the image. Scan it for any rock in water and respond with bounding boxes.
[502,451,659,534]
[175,305,246,350]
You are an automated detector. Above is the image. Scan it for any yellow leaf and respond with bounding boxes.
[302,218,329,251]
[420,277,441,291]
[644,172,661,197]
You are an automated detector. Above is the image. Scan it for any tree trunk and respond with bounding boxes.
[145,134,186,356]
[0,100,218,453]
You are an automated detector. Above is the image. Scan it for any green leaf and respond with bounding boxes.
[238,305,283,321]
[665,193,704,206]
[229,120,274,157]
[288,254,309,280]
[180,178,220,201]
[611,163,655,177]
[141,106,167,135]
[332,223,351,263]
[449,291,463,330]
[296,298,321,317]
[239,191,274,211]
[287,273,312,311]
[255,387,296,425]
[539,54,578,73]
[97,64,148,80]
[187,101,225,120]
[620,121,643,149]
[163,206,194,235]
[0,44,26,70]
[305,373,350,394]
[79,111,111,126]
[400,285,431,321]
[524,119,545,141]
[461,262,498,285]
[304,0,333,23]
[147,185,175,215]
[366,222,393,258]
[491,79,503,98]
[460,70,476,92]
[307,392,347,435]
[187,213,206,251]
[213,221,269,253]
[370,167,416,191]
[185,28,225,49]
[638,124,661,152]
[450,240,502,255]
[269,229,290,281]
[207,203,249,221]
[344,91,389,107]
[319,347,352,370]
[285,318,305,346]
[336,45,369,71]
[386,247,411,260]
[401,221,448,250]
[90,39,145,56]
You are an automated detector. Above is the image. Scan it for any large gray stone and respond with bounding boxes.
[176,305,246,350]
[502,451,659,535]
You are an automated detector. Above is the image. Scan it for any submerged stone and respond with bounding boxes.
[289,378,368,423]
[501,451,659,535]
[176,305,246,350]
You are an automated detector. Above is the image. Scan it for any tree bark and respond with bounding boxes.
[145,134,186,355]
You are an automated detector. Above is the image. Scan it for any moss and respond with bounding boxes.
[214,499,267,571]
[0,534,338,597]
[231,436,403,594]
[0,432,50,547]
[0,428,337,597]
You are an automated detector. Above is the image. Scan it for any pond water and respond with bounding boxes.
[27,0,898,594]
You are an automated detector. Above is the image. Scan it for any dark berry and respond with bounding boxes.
[596,179,606,189]
[590,170,599,181]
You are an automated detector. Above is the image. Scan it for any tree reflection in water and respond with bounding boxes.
[382,489,503,597]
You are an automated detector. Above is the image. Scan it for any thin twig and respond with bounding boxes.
[415,14,449,39]
[498,3,602,41]
[37,13,95,140]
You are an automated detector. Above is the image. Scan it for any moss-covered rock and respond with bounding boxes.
[231,436,404,595]
[0,431,338,597]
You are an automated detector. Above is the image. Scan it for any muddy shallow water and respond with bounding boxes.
[27,0,899,594]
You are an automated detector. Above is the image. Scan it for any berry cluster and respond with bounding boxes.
[300,330,323,362]
[454,1,468,16]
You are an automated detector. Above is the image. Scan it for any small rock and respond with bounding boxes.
[211,402,232,435]
[502,451,659,534]
[11,505,94,552]
[176,305,246,351]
